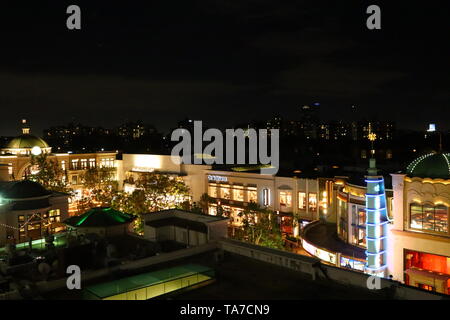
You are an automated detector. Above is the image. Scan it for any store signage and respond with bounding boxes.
[302,239,337,265]
[208,175,228,182]
[132,167,155,173]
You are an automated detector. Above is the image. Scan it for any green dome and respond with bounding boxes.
[6,134,49,149]
[406,152,450,179]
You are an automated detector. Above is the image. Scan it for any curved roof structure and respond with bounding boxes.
[0,180,52,199]
[406,152,450,179]
[64,207,135,228]
[6,134,50,149]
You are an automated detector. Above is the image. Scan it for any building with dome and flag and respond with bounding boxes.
[388,151,450,295]
[0,119,119,202]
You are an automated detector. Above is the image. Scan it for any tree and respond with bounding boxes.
[81,167,118,207]
[111,172,190,235]
[133,172,190,212]
[236,202,284,250]
[29,154,70,193]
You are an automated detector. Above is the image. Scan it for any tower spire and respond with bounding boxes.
[21,119,30,135]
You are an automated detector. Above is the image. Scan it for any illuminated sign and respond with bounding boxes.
[302,239,336,265]
[208,175,227,182]
[427,123,436,132]
[132,167,155,173]
[340,256,365,272]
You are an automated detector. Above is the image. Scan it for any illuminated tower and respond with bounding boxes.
[364,158,389,277]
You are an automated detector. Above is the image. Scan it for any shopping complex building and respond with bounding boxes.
[0,120,448,295]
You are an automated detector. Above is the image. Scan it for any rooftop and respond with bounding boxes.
[146,217,208,233]
[84,263,212,299]
[406,152,450,179]
[0,180,51,199]
[64,207,135,228]
[5,134,49,149]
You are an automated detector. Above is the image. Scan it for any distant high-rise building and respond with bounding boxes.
[299,104,320,140]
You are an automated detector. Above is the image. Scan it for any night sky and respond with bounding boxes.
[1,1,449,136]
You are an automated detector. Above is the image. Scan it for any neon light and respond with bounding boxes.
[365,250,386,255]
[365,161,389,277]
[365,179,384,183]
[366,221,389,226]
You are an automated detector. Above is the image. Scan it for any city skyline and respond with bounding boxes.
[1,1,449,136]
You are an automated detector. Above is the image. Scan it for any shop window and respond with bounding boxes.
[410,203,448,233]
[247,187,257,203]
[279,191,292,207]
[208,184,218,198]
[351,205,366,247]
[232,185,244,202]
[308,193,317,212]
[208,205,217,216]
[298,192,306,210]
[219,184,231,200]
[338,200,348,241]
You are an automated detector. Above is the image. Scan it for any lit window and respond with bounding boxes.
[232,185,244,202]
[81,159,88,169]
[61,160,66,171]
[263,188,270,206]
[71,159,79,170]
[89,158,96,168]
[410,203,448,233]
[219,184,231,200]
[48,209,61,222]
[308,193,317,211]
[279,191,292,207]
[208,184,218,198]
[247,187,257,203]
[298,192,306,209]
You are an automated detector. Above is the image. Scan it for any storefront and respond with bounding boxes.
[404,249,450,295]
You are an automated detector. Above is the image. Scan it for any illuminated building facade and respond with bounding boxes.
[388,152,450,295]
[0,165,69,245]
[205,170,321,235]
[0,120,118,202]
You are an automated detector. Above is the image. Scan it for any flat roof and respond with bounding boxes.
[85,264,213,298]
[146,217,208,233]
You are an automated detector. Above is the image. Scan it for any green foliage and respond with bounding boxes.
[235,202,284,250]
[110,172,191,235]
[133,172,190,212]
[29,153,70,193]
[81,167,118,206]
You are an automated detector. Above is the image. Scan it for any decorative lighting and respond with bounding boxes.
[365,159,389,277]
[31,146,42,156]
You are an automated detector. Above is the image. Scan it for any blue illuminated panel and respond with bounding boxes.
[364,177,388,276]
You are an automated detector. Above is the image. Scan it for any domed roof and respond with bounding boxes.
[6,134,49,149]
[0,180,52,199]
[406,152,450,179]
